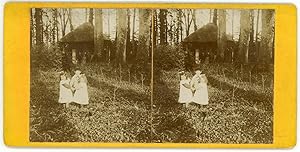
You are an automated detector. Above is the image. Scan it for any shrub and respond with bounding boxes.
[153,44,186,82]
[154,45,185,71]
[31,44,62,71]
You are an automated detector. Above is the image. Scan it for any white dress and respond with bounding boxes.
[58,79,73,103]
[178,79,193,103]
[191,75,209,105]
[73,82,89,105]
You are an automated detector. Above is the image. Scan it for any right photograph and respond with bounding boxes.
[152,9,274,143]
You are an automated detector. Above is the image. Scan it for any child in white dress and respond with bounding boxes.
[58,72,73,108]
[191,69,209,105]
[73,74,89,105]
[178,71,193,107]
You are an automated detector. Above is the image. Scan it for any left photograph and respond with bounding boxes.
[30,8,152,142]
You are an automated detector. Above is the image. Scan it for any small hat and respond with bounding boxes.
[194,67,202,72]
[74,67,81,72]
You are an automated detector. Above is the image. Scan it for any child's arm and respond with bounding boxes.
[182,83,191,89]
[62,83,71,89]
[82,75,88,84]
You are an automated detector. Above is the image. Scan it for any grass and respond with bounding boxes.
[152,67,273,143]
[30,63,273,143]
[30,65,151,142]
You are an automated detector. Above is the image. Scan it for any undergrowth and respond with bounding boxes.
[30,63,273,143]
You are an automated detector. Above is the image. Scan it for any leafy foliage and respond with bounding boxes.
[31,44,62,71]
[154,44,186,77]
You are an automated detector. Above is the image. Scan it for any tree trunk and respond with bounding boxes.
[183,9,192,37]
[85,9,88,22]
[159,9,167,45]
[209,9,212,22]
[249,10,255,62]
[238,10,251,63]
[179,10,183,42]
[30,9,34,48]
[175,9,181,43]
[192,9,197,32]
[153,10,157,48]
[51,9,58,43]
[94,9,103,61]
[54,9,59,42]
[106,10,111,63]
[232,10,234,40]
[218,9,226,62]
[131,9,136,63]
[44,19,50,44]
[125,9,131,63]
[132,9,136,41]
[168,12,174,44]
[68,9,74,31]
[34,8,43,45]
[213,9,218,25]
[116,9,128,65]
[231,10,234,62]
[255,9,260,62]
[107,10,110,38]
[259,9,274,64]
[58,9,69,37]
[136,9,151,70]
[89,8,94,24]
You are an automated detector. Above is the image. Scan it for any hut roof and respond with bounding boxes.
[183,23,217,43]
[183,23,233,43]
[60,22,94,43]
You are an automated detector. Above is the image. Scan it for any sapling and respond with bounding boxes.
[114,69,118,80]
[133,73,137,83]
[128,69,131,83]
[249,71,252,83]
[232,84,238,102]
[260,74,265,91]
[119,64,122,81]
[240,64,244,77]
[100,67,103,76]
[113,86,119,101]
[141,73,145,90]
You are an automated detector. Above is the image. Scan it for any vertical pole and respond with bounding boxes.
[150,9,154,143]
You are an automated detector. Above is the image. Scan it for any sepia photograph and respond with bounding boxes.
[152,9,274,143]
[30,7,274,143]
[30,8,152,142]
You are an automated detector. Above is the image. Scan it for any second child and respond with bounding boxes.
[178,71,193,107]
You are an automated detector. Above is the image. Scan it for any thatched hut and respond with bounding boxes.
[182,23,235,64]
[60,22,94,66]
[60,22,94,43]
[183,23,218,48]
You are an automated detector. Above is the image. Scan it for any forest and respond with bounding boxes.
[30,8,274,143]
[31,8,274,71]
